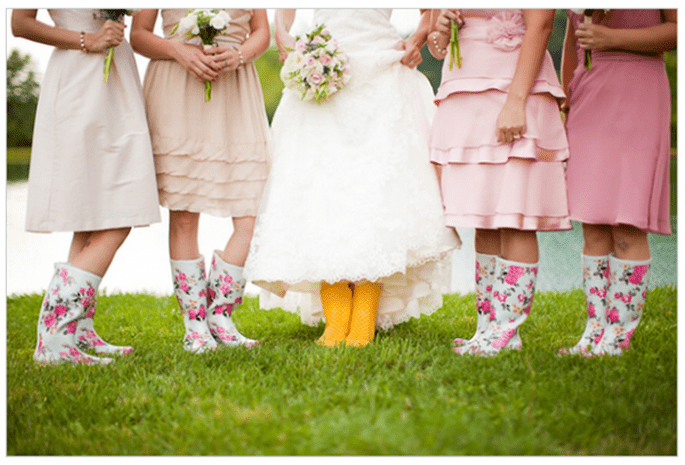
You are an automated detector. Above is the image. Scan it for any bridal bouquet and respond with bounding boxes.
[94,9,140,83]
[171,9,231,101]
[280,24,350,104]
[570,9,611,71]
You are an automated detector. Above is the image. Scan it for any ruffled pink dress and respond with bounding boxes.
[565,9,672,235]
[430,9,571,231]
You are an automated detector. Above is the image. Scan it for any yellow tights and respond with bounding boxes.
[346,281,382,347]
[318,281,352,347]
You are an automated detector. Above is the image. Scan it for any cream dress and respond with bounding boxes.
[26,9,161,232]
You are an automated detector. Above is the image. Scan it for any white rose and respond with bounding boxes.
[191,25,200,35]
[209,14,227,30]
[177,14,197,35]
[217,10,231,24]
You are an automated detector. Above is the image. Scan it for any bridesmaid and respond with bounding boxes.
[428,9,570,356]
[12,9,161,365]
[130,9,271,353]
[558,9,676,356]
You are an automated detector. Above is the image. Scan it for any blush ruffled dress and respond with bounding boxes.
[430,9,571,231]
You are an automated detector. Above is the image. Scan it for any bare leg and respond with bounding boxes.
[581,223,614,256]
[219,216,256,267]
[169,210,201,261]
[475,228,501,255]
[500,228,538,264]
[69,227,131,277]
[68,231,92,263]
[611,224,651,260]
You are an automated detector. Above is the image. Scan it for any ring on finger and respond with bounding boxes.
[224,60,228,67]
[513,134,521,140]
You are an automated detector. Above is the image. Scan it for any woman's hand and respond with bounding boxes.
[496,99,526,144]
[436,9,464,36]
[204,45,242,72]
[398,39,422,68]
[85,19,125,52]
[575,22,615,51]
[275,29,296,62]
[169,41,221,83]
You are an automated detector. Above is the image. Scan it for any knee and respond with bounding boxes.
[582,224,612,253]
[611,224,648,253]
[169,211,200,236]
[475,228,500,253]
[233,216,256,239]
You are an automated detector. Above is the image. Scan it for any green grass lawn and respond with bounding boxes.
[6,288,677,455]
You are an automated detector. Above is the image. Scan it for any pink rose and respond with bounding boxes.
[588,304,596,318]
[523,305,532,315]
[179,282,190,293]
[486,285,492,292]
[491,329,516,349]
[235,298,242,305]
[198,305,206,319]
[642,291,647,299]
[220,283,231,295]
[82,297,91,308]
[497,293,507,303]
[481,300,492,314]
[44,312,56,327]
[208,288,216,299]
[177,272,187,281]
[607,308,620,323]
[66,321,78,334]
[69,347,80,356]
[517,294,525,302]
[307,72,324,86]
[594,328,605,345]
[295,39,307,53]
[504,265,525,285]
[54,304,68,316]
[590,288,596,295]
[188,308,199,320]
[614,292,621,299]
[59,269,68,278]
[629,265,648,285]
[486,11,526,52]
[621,294,632,303]
[224,275,233,284]
[85,308,96,319]
[311,35,324,45]
[87,286,96,297]
[80,288,86,294]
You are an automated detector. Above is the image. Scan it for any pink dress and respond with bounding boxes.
[430,9,571,231]
[565,9,672,235]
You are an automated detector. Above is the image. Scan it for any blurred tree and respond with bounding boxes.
[7,48,40,147]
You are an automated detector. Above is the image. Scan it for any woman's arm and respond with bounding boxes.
[559,17,578,117]
[130,9,220,83]
[575,9,676,54]
[205,9,270,72]
[399,9,430,68]
[496,9,555,143]
[427,9,463,60]
[12,8,124,53]
[275,9,296,62]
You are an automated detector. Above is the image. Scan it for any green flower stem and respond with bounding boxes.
[205,80,212,102]
[103,46,114,83]
[449,20,461,71]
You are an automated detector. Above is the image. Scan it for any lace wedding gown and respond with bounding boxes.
[244,9,460,329]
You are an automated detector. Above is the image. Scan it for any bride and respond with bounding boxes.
[244,9,460,347]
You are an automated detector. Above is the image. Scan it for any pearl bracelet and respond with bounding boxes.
[79,31,88,53]
[233,46,244,68]
[431,32,447,55]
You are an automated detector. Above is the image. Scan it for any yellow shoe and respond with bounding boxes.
[318,281,352,347]
[346,281,382,347]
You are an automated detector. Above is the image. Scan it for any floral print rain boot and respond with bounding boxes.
[171,256,217,353]
[454,253,498,346]
[454,257,537,357]
[558,255,610,355]
[591,255,651,356]
[205,250,259,348]
[33,263,114,365]
[71,264,133,356]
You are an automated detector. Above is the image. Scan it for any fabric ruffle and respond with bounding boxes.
[430,90,569,165]
[439,158,571,231]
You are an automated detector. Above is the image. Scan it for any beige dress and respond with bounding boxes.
[143,9,271,217]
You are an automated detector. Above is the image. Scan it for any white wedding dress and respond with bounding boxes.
[244,9,460,329]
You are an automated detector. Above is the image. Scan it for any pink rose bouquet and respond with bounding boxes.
[95,9,141,83]
[171,9,231,101]
[280,24,351,104]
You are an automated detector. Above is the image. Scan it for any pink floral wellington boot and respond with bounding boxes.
[454,257,537,357]
[170,256,217,353]
[454,253,498,346]
[206,250,259,348]
[558,255,610,355]
[66,263,133,356]
[591,255,651,356]
[33,263,114,365]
